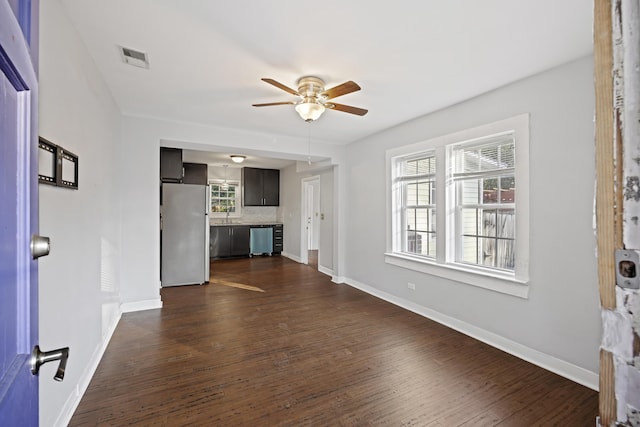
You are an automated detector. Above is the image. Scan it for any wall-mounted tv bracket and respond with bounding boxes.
[615,249,640,289]
[38,137,78,190]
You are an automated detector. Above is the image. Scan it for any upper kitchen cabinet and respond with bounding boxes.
[160,147,183,182]
[242,167,280,206]
[183,162,208,185]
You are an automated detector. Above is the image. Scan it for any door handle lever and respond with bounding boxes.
[31,345,69,381]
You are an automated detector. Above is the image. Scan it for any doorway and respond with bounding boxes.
[301,176,320,268]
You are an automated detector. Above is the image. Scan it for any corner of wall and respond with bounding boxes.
[282,252,302,263]
[53,309,122,427]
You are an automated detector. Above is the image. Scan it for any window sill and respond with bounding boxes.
[384,252,529,299]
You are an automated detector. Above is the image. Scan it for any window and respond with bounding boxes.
[452,137,515,271]
[210,181,242,217]
[386,115,529,298]
[397,154,437,258]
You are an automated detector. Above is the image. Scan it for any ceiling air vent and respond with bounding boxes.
[119,46,149,69]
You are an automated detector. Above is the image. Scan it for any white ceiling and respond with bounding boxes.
[59,0,593,147]
[182,150,297,170]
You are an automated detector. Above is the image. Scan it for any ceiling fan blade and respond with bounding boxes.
[252,101,296,107]
[261,78,300,96]
[320,81,361,100]
[326,102,368,116]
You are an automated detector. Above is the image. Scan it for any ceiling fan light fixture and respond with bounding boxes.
[230,155,246,163]
[254,77,367,119]
[295,98,325,122]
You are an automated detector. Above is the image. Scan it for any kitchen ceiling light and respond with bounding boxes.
[295,97,325,122]
[221,164,229,190]
[230,155,246,163]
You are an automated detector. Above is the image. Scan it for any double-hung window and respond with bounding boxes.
[386,114,529,298]
[210,181,242,217]
[451,137,515,271]
[398,154,437,258]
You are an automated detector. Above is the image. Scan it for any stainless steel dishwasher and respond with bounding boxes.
[249,226,273,256]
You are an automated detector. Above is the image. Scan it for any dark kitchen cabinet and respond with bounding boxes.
[230,226,250,256]
[210,226,231,258]
[242,167,262,206]
[183,162,208,185]
[160,147,183,182]
[262,169,280,205]
[273,224,283,254]
[210,225,250,258]
[242,167,279,206]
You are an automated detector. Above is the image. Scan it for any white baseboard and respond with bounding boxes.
[344,277,599,391]
[283,253,334,279]
[121,298,163,313]
[318,265,333,277]
[282,252,302,263]
[55,296,163,426]
[332,276,346,284]
[54,310,122,427]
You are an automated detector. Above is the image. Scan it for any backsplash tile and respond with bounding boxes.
[210,206,280,224]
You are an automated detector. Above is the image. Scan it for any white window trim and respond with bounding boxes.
[385,114,530,298]
[396,152,437,258]
[209,180,242,218]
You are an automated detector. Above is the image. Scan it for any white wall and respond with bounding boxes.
[318,170,333,272]
[280,164,334,273]
[38,1,123,425]
[280,164,303,259]
[208,164,242,183]
[342,56,601,383]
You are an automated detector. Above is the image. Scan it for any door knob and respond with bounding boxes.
[31,235,50,259]
[31,345,69,381]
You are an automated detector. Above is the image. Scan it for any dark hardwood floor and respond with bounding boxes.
[70,257,598,426]
[307,249,318,270]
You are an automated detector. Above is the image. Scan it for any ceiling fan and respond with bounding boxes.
[252,76,368,122]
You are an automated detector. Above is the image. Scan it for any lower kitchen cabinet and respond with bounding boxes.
[210,225,250,258]
[273,224,283,254]
[210,226,229,258]
[210,224,282,259]
[230,226,250,256]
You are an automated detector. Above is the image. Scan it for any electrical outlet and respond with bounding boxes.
[407,282,416,290]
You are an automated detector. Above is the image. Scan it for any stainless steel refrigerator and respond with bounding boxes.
[161,183,210,286]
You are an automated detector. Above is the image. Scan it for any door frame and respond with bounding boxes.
[594,0,640,424]
[300,176,320,265]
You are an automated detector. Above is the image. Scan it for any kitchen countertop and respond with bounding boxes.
[210,222,283,226]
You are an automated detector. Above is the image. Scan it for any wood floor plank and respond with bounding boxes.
[69,257,598,426]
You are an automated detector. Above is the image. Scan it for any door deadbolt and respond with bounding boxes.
[31,235,50,259]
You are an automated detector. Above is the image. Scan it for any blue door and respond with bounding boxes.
[0,1,40,425]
